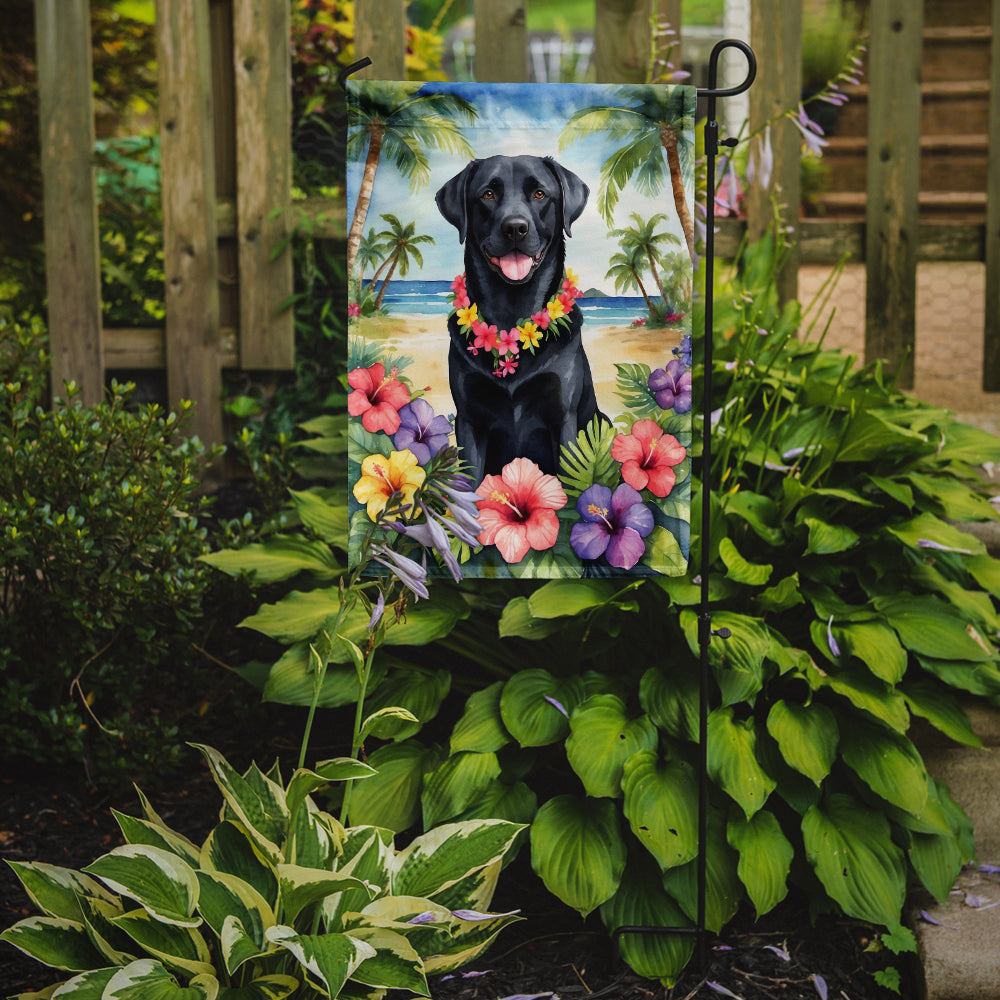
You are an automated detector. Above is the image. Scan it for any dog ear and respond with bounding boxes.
[435,163,474,244]
[543,158,589,237]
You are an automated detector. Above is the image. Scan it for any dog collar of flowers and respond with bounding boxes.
[448,269,583,378]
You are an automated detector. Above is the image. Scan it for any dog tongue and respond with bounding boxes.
[495,251,533,281]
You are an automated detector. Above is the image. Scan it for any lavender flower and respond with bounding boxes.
[672,333,693,368]
[570,483,654,570]
[649,358,692,414]
[791,104,828,156]
[367,591,385,631]
[372,544,429,600]
[826,615,841,658]
[392,399,452,465]
[392,516,461,583]
[747,124,774,190]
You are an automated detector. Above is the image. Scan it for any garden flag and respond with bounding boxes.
[346,81,695,579]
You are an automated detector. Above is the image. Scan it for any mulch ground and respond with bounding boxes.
[1,743,913,1000]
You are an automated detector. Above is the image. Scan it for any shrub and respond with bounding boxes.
[0,317,220,783]
[1,744,524,997]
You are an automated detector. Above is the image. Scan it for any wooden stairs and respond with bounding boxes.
[815,0,993,221]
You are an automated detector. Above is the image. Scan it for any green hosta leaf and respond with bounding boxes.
[566,695,658,798]
[639,666,699,742]
[111,909,214,978]
[451,682,511,754]
[37,966,117,998]
[936,421,1000,464]
[497,596,565,639]
[967,553,1000,597]
[599,854,694,987]
[916,655,1000,697]
[499,670,585,747]
[875,594,995,662]
[76,894,135,966]
[288,488,349,545]
[718,537,772,585]
[802,793,906,926]
[359,706,421,742]
[195,871,273,974]
[559,415,620,498]
[112,812,201,868]
[765,700,838,786]
[346,926,428,994]
[834,410,927,463]
[886,511,986,556]
[803,517,859,556]
[393,820,524,901]
[200,536,341,584]
[707,708,776,818]
[0,916,107,971]
[83,846,200,928]
[813,663,910,732]
[103,959,218,1000]
[216,975,299,1000]
[363,667,451,740]
[725,491,784,546]
[680,610,770,706]
[277,865,374,925]
[199,822,278,910]
[453,779,538,827]
[909,785,967,906]
[755,573,805,614]
[901,680,982,748]
[260,644,384,709]
[347,740,442,832]
[527,579,621,618]
[4,862,118,923]
[661,812,741,934]
[907,472,998,521]
[530,795,626,917]
[621,751,699,870]
[727,811,793,918]
[835,621,907,684]
[421,751,502,828]
[265,926,375,997]
[839,718,928,816]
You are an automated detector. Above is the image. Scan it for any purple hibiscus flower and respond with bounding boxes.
[673,334,692,368]
[570,483,654,570]
[392,398,451,465]
[648,358,692,414]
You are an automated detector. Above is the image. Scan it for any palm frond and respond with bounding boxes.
[615,363,659,417]
[559,417,620,499]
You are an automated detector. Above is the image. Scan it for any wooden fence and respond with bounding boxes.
[34,0,1000,445]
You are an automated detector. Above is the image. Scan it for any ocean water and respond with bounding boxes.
[360,279,653,328]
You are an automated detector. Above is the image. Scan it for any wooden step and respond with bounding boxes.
[813,190,987,222]
[831,80,991,137]
[922,25,993,83]
[921,0,992,28]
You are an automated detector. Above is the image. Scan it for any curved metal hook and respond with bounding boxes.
[337,57,373,91]
[697,39,756,99]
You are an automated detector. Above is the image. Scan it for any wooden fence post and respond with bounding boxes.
[157,0,223,445]
[746,0,801,306]
[983,0,1000,391]
[864,0,923,389]
[233,0,294,369]
[474,0,527,82]
[355,0,407,80]
[594,0,654,83]
[34,0,104,405]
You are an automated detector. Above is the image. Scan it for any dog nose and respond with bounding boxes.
[502,216,530,242]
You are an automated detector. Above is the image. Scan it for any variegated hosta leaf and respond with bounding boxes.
[4,861,118,922]
[276,865,376,925]
[599,854,694,987]
[112,811,202,868]
[214,974,300,1000]
[44,966,118,997]
[765,700,838,786]
[102,958,218,999]
[83,846,200,928]
[802,793,906,926]
[265,926,376,998]
[621,751,699,871]
[195,871,274,974]
[566,695,658,799]
[423,859,501,916]
[529,795,626,917]
[323,829,393,931]
[0,916,107,972]
[110,908,214,979]
[391,820,524,901]
[344,926,429,995]
[288,802,344,870]
[191,746,288,864]
[706,707,776,819]
[200,822,279,910]
[420,906,523,975]
[77,894,136,966]
[727,810,793,918]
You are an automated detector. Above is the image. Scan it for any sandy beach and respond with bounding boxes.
[351,312,686,422]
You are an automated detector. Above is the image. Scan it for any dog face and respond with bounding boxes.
[436,155,589,289]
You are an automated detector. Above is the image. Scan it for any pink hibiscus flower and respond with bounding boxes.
[476,457,567,563]
[472,321,499,353]
[611,419,687,497]
[498,329,520,356]
[531,310,551,331]
[347,362,410,435]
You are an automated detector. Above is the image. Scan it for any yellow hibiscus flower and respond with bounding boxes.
[456,302,478,328]
[518,321,541,351]
[547,297,566,321]
[353,450,426,521]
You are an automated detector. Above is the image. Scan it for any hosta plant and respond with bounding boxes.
[1,744,523,999]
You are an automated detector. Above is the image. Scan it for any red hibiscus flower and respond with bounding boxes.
[347,363,410,435]
[476,457,567,563]
[611,419,687,497]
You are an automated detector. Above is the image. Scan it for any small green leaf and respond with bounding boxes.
[707,708,776,819]
[765,701,838,786]
[499,670,584,747]
[265,926,374,998]
[727,811,793,917]
[803,517,859,555]
[347,740,441,832]
[718,537,772,585]
[450,682,511,754]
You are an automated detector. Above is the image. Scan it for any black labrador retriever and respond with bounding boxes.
[435,154,604,484]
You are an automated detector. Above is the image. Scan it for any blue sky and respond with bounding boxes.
[346,81,694,294]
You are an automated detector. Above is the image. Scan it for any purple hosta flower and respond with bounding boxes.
[763,944,790,962]
[747,124,774,190]
[544,695,569,717]
[826,615,841,657]
[672,334,692,368]
[392,516,462,583]
[407,911,438,925]
[367,590,385,631]
[917,538,974,555]
[372,544,429,600]
[648,358,692,414]
[451,908,521,921]
[437,479,483,538]
[811,974,828,1000]
[393,399,452,465]
[715,155,741,215]
[570,484,654,571]
[706,983,742,999]
[791,103,828,156]
[427,505,480,549]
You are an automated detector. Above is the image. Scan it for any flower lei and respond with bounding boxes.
[448,269,583,378]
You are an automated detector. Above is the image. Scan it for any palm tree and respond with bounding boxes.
[610,212,681,300]
[558,85,697,263]
[372,214,435,311]
[605,245,655,314]
[347,82,477,277]
[354,227,389,304]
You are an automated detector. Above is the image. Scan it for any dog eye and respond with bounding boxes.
[482,189,495,200]
[533,190,546,200]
